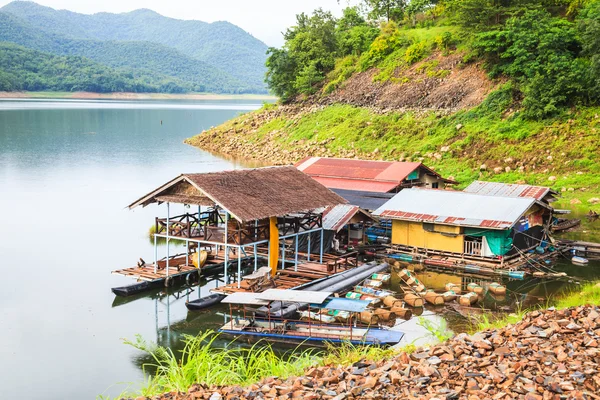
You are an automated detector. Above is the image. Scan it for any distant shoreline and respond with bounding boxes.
[0,91,278,101]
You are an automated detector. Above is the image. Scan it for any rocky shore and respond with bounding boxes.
[137,306,600,400]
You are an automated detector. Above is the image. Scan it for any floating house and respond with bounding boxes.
[295,157,456,210]
[117,166,347,292]
[373,188,553,262]
[463,181,558,207]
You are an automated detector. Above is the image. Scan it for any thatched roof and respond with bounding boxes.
[128,166,347,222]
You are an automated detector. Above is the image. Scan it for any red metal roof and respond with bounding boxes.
[311,176,402,193]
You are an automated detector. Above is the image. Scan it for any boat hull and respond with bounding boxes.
[186,294,226,311]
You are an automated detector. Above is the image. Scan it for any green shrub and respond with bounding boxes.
[405,41,430,64]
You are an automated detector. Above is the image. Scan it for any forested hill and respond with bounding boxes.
[188,0,600,204]
[0,1,269,94]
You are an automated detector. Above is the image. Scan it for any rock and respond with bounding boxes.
[588,197,600,204]
[548,176,557,181]
[505,166,511,173]
[479,164,487,171]
[440,146,450,152]
[570,199,582,205]
[456,123,463,131]
[547,155,553,161]
[493,167,503,174]
[504,157,513,163]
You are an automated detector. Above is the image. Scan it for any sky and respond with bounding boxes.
[0,0,351,47]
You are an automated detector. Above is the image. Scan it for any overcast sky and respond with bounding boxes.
[0,0,353,47]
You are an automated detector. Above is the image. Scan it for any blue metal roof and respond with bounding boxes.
[323,298,371,312]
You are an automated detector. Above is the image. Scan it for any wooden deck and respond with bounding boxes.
[211,262,352,295]
[111,254,249,282]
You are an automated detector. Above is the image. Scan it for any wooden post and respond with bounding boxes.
[185,240,189,266]
[237,247,242,288]
[281,241,285,270]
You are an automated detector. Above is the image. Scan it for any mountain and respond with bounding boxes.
[0,42,194,93]
[0,11,254,93]
[0,1,269,92]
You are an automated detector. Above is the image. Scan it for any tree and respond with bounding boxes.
[336,7,380,56]
[362,0,408,22]
[265,47,297,100]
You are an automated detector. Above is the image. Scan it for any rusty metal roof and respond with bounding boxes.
[373,188,535,230]
[128,166,347,222]
[320,204,374,232]
[463,181,555,201]
[296,157,453,193]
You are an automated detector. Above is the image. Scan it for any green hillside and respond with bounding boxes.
[0,42,191,93]
[1,1,268,91]
[187,1,600,205]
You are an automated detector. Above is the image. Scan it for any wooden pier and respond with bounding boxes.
[211,262,353,295]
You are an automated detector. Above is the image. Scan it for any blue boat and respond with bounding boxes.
[218,289,405,346]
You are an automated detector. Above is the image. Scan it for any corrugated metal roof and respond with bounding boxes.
[222,292,270,306]
[373,188,535,230]
[323,298,371,312]
[321,204,372,232]
[463,181,552,200]
[332,189,395,211]
[257,289,332,304]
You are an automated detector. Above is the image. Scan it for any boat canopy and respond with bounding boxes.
[221,292,270,306]
[257,289,332,304]
[323,298,371,312]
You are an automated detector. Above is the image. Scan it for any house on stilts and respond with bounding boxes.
[112,166,348,296]
[373,188,554,268]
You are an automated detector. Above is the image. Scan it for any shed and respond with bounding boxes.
[373,188,552,258]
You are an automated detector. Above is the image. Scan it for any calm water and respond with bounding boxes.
[1,98,599,400]
[0,98,264,399]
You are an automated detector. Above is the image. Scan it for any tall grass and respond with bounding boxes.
[123,331,319,396]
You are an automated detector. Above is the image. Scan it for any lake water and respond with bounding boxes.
[1,98,599,400]
[0,98,264,400]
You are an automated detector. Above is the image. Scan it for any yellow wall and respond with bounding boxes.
[392,220,464,253]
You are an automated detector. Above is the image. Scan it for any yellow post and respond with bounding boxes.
[269,216,279,276]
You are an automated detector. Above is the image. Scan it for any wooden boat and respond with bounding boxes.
[467,283,484,295]
[551,218,581,232]
[441,290,457,302]
[371,273,391,283]
[422,290,444,305]
[390,306,412,320]
[445,282,461,293]
[398,269,425,292]
[403,293,424,307]
[186,294,226,311]
[572,256,589,265]
[459,292,478,306]
[111,281,155,297]
[424,258,455,268]
[364,279,383,288]
[488,282,506,295]
[191,250,209,268]
[219,319,403,346]
[383,296,403,308]
[374,308,396,321]
[354,286,394,299]
[346,292,380,305]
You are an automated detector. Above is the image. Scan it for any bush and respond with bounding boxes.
[405,41,429,64]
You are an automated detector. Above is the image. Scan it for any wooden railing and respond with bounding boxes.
[156,213,204,238]
[464,240,482,255]
[204,221,270,245]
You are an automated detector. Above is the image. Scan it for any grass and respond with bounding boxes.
[189,84,600,203]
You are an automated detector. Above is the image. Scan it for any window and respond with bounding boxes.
[432,182,439,189]
[423,223,435,232]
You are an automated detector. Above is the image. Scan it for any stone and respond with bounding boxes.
[479,164,487,171]
[570,199,582,205]
[588,197,600,204]
[441,146,450,152]
[505,166,511,173]
[456,123,463,131]
[493,167,503,174]
[548,176,557,181]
